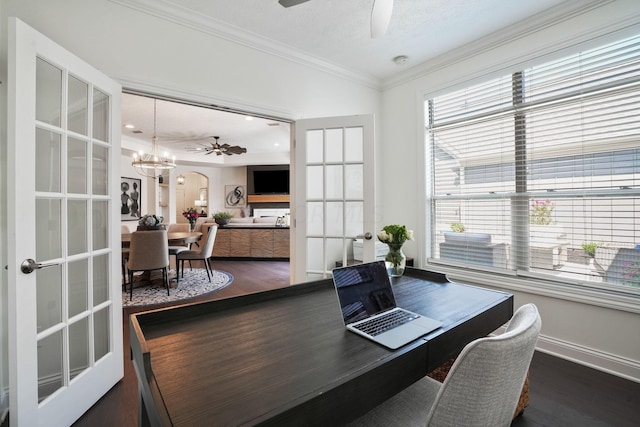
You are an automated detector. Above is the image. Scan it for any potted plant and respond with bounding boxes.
[450,222,465,233]
[212,211,234,226]
[581,241,602,258]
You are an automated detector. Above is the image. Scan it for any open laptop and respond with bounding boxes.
[332,261,442,349]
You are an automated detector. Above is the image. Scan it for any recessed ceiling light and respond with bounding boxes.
[245,116,254,121]
[125,124,135,129]
[393,55,408,65]
[274,143,280,147]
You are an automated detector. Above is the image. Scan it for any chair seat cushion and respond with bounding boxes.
[346,376,440,426]
[168,246,188,255]
[427,357,530,418]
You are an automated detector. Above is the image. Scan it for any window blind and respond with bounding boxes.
[427,34,640,293]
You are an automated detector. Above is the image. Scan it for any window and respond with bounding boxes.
[426,35,640,294]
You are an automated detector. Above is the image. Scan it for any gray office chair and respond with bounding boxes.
[126,230,170,301]
[347,303,541,427]
[176,224,217,282]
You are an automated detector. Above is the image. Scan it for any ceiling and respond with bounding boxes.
[121,0,571,166]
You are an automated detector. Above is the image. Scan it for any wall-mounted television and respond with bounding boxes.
[252,169,289,194]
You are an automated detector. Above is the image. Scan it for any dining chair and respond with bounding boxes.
[346,303,542,427]
[121,225,132,288]
[167,223,190,281]
[126,230,170,301]
[176,224,217,283]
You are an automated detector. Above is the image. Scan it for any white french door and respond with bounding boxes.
[7,18,123,426]
[293,115,376,282]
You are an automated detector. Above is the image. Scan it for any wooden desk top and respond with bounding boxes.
[130,268,512,426]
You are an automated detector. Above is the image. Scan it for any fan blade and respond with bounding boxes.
[371,0,393,38]
[225,146,247,155]
[279,0,310,7]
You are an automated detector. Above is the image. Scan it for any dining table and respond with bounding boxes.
[121,231,202,248]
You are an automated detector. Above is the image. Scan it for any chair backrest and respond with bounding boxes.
[194,216,209,232]
[426,303,541,427]
[167,223,189,233]
[198,224,218,257]
[121,224,131,234]
[127,230,169,271]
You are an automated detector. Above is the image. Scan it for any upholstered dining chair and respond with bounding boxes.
[121,225,132,288]
[167,223,190,281]
[176,224,217,283]
[126,230,170,301]
[346,303,541,427]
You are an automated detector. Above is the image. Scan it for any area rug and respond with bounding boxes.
[122,268,234,308]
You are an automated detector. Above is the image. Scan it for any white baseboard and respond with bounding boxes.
[536,334,640,384]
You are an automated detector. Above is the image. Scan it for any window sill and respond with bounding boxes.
[425,261,640,315]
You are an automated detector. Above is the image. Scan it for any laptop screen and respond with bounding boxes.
[333,261,397,324]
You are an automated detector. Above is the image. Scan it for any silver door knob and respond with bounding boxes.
[21,258,60,274]
[355,232,373,240]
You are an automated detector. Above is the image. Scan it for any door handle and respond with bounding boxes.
[355,232,373,240]
[21,258,61,274]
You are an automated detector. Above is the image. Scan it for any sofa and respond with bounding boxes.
[439,232,509,268]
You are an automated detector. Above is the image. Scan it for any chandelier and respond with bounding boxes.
[132,99,176,179]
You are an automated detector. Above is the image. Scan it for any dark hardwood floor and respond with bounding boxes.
[72,260,640,427]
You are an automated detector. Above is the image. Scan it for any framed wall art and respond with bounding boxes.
[121,176,142,221]
[225,185,246,208]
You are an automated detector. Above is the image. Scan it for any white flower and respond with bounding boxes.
[407,229,414,240]
[377,230,390,242]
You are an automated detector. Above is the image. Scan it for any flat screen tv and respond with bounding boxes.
[253,170,289,194]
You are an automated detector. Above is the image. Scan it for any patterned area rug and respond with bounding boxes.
[122,268,234,308]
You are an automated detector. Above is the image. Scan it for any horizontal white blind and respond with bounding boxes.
[427,34,640,294]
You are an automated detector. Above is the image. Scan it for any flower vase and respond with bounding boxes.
[385,243,406,277]
[189,220,196,231]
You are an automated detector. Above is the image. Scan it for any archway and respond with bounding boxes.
[176,171,209,223]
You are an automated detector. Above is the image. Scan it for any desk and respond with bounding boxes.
[130,268,513,426]
[121,231,202,248]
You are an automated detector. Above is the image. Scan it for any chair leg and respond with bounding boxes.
[175,257,180,284]
[128,271,134,301]
[163,267,169,296]
[203,258,211,282]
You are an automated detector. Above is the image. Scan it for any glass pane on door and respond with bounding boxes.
[34,56,113,402]
[302,121,367,278]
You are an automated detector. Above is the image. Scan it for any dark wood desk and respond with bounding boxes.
[130,268,513,426]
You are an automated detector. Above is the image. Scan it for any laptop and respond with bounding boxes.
[332,261,442,349]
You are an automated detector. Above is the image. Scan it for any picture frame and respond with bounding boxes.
[224,185,246,208]
[121,177,142,221]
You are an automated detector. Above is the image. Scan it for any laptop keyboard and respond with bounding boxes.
[353,310,419,336]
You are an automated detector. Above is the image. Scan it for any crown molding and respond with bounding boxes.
[109,0,382,90]
[382,0,623,90]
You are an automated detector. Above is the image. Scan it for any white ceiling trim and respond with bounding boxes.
[109,0,382,90]
[382,0,612,90]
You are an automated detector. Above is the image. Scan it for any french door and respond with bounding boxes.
[7,18,123,426]
[293,115,376,282]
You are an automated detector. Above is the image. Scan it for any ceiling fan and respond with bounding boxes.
[189,136,247,156]
[278,0,393,38]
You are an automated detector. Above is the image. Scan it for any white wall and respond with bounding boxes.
[380,0,640,382]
